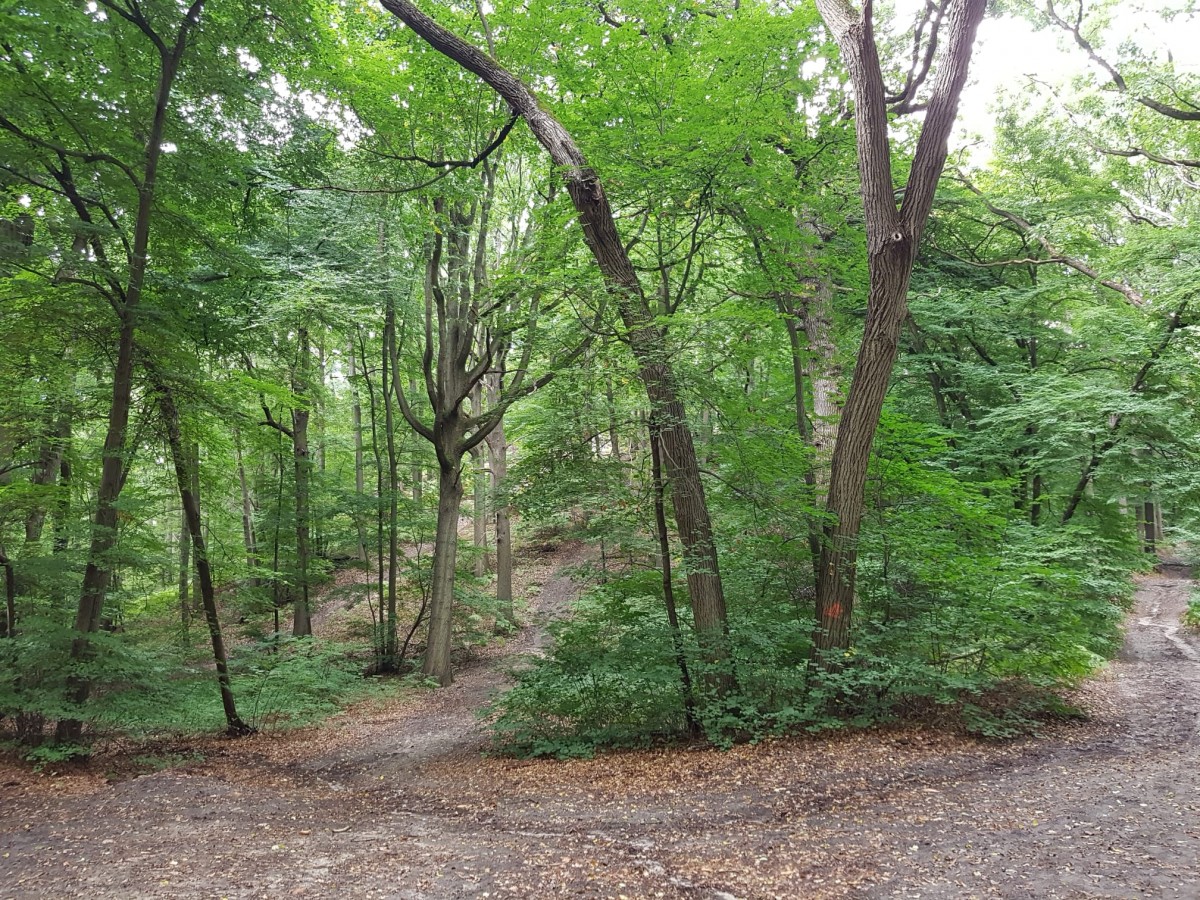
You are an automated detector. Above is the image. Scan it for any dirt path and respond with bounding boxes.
[2,562,1198,899]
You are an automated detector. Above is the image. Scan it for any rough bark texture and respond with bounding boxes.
[485,375,513,625]
[812,0,986,656]
[425,462,464,685]
[650,421,697,733]
[379,0,731,678]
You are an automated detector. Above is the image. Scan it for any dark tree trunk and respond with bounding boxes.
[649,422,697,734]
[291,326,313,638]
[178,504,191,628]
[1,547,15,638]
[57,0,208,744]
[158,384,252,735]
[811,0,986,659]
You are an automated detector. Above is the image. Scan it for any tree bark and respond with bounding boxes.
[812,0,986,658]
[157,383,252,735]
[649,420,697,733]
[349,338,368,563]
[56,0,209,744]
[0,547,15,638]
[177,504,191,628]
[234,431,259,586]
[485,375,513,625]
[291,327,313,638]
[377,0,733,683]
[424,461,464,684]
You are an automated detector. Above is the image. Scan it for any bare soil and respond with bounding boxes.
[1,556,1197,899]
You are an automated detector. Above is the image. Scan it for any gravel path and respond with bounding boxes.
[1,560,1197,899]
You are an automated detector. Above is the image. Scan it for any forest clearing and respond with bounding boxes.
[4,0,1200,895]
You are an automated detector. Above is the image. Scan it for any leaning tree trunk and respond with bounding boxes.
[158,384,252,735]
[377,0,733,686]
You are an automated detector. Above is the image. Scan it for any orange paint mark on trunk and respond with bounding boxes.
[826,602,843,621]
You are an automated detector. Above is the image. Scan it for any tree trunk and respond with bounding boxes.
[24,422,64,546]
[782,307,823,571]
[799,276,841,495]
[649,421,697,733]
[410,378,423,505]
[177,504,191,628]
[471,386,489,578]
[292,327,312,638]
[53,432,72,555]
[158,384,252,735]
[811,0,986,658]
[378,0,733,686]
[485,376,513,625]
[423,461,464,685]
[383,298,400,667]
[349,338,368,563]
[1,547,15,638]
[56,0,208,744]
[234,431,259,585]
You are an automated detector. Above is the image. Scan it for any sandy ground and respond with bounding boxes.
[1,555,1197,899]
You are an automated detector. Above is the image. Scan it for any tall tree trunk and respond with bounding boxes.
[349,339,368,563]
[799,276,842,495]
[649,421,697,733]
[605,372,621,462]
[314,334,327,558]
[485,376,513,625]
[177,505,191,628]
[158,384,252,735]
[409,375,424,506]
[471,386,489,578]
[53,431,72,555]
[57,0,208,744]
[291,327,312,638]
[811,0,986,658]
[0,547,15,638]
[782,305,823,571]
[378,0,733,688]
[24,420,65,545]
[234,431,259,585]
[383,298,400,667]
[424,461,464,685]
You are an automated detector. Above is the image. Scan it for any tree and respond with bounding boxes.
[377,0,735,687]
[810,0,988,656]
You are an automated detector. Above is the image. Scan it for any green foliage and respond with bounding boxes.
[488,574,691,758]
[1183,591,1200,631]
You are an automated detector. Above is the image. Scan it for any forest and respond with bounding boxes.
[1,0,1199,772]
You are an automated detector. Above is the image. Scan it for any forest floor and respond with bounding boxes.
[1,550,1198,899]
